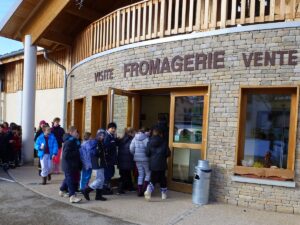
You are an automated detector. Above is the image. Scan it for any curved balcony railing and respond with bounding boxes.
[72,0,300,65]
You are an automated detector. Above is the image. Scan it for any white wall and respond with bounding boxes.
[34,88,63,128]
[4,91,22,125]
[4,88,63,128]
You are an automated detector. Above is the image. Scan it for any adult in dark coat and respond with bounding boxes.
[145,127,171,200]
[117,128,135,194]
[59,126,82,203]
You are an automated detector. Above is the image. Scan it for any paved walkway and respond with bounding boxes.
[8,166,300,225]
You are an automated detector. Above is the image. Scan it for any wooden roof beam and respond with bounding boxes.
[42,30,73,47]
[65,4,101,22]
[20,0,70,44]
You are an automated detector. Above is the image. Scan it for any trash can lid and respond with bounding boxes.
[195,160,210,170]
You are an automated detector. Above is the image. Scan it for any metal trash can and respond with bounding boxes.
[192,160,212,205]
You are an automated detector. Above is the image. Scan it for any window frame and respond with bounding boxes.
[234,86,299,180]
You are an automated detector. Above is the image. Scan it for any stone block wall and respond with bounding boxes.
[69,26,300,213]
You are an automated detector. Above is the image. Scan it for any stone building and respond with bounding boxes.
[0,0,300,214]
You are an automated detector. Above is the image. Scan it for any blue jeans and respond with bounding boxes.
[60,171,76,197]
[104,165,115,186]
[80,168,92,190]
[89,169,105,190]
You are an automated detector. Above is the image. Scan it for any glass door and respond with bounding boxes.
[168,90,208,193]
[107,87,140,136]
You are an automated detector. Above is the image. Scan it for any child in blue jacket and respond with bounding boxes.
[35,125,58,185]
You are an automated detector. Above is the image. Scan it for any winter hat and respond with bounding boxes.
[107,122,117,129]
[39,120,46,126]
[96,129,106,138]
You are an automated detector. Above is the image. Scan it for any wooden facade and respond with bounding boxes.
[72,0,300,65]
[1,0,299,86]
[2,49,71,93]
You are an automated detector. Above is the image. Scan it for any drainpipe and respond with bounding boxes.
[43,49,70,130]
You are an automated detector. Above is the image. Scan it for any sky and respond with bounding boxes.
[0,0,23,55]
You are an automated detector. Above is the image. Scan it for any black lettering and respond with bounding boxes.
[139,61,150,75]
[207,53,213,69]
[195,53,207,70]
[288,50,298,65]
[94,72,99,82]
[171,55,183,72]
[131,63,139,77]
[160,57,171,73]
[264,51,276,66]
[213,51,225,69]
[124,64,131,78]
[184,54,195,71]
[277,50,289,65]
[254,52,263,67]
[242,53,254,67]
[149,59,161,75]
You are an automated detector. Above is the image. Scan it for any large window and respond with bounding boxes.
[168,89,209,193]
[235,87,298,180]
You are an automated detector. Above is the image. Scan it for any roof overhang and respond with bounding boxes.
[0,0,70,48]
[0,0,142,50]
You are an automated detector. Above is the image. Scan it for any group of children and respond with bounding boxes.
[35,119,170,203]
[0,122,22,170]
[78,123,170,203]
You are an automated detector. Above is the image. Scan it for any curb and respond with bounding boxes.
[7,170,142,225]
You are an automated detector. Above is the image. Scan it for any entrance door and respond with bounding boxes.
[91,95,107,137]
[107,87,140,137]
[74,97,86,139]
[168,90,208,193]
[107,87,140,180]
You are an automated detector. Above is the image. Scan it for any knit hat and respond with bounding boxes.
[96,129,106,138]
[39,120,46,126]
[107,122,117,129]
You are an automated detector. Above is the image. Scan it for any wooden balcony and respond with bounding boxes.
[72,0,300,65]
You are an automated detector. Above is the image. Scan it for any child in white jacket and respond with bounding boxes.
[130,128,150,196]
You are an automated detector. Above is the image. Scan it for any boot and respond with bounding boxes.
[117,182,125,195]
[42,176,47,185]
[161,188,168,200]
[48,174,52,181]
[102,182,113,195]
[144,183,154,201]
[142,181,149,193]
[137,185,143,197]
[70,195,82,203]
[83,186,93,201]
[95,189,107,201]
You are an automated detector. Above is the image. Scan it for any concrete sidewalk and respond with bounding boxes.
[8,166,300,225]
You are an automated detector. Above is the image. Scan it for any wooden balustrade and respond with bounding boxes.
[72,0,300,65]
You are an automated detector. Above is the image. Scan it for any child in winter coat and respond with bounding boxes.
[82,129,108,201]
[35,125,58,185]
[51,117,65,174]
[103,122,118,195]
[130,128,150,196]
[144,127,170,201]
[79,132,93,191]
[117,128,135,194]
[59,126,82,203]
